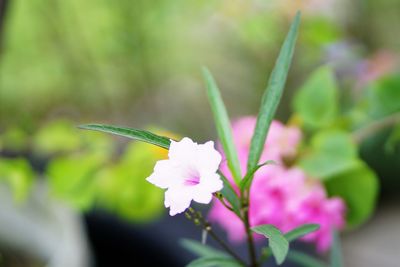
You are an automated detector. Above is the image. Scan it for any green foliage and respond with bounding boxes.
[181,239,242,267]
[330,231,343,267]
[324,162,379,228]
[299,131,359,180]
[95,141,165,221]
[367,75,400,118]
[33,120,82,154]
[0,158,34,202]
[46,153,106,210]
[0,127,29,151]
[187,257,242,267]
[284,224,320,242]
[203,68,242,185]
[252,224,289,265]
[240,160,275,191]
[79,124,171,149]
[293,66,339,129]
[247,11,301,171]
[180,239,228,258]
[219,173,241,216]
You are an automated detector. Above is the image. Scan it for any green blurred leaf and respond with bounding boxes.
[187,256,242,267]
[252,224,289,265]
[0,158,34,202]
[46,153,105,210]
[96,141,165,221]
[1,127,29,151]
[247,11,301,172]
[79,124,171,149]
[299,131,358,180]
[285,224,320,242]
[324,161,379,228]
[287,250,327,267]
[384,124,400,154]
[33,120,81,154]
[293,66,339,129]
[180,239,228,258]
[203,67,242,185]
[330,231,343,267]
[367,75,400,118]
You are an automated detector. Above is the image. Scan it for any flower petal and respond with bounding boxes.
[146,160,179,189]
[196,141,222,172]
[164,187,193,216]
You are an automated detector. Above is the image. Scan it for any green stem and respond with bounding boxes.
[242,191,258,267]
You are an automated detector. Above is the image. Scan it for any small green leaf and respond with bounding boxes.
[78,124,171,149]
[203,68,242,185]
[187,257,242,267]
[299,131,358,180]
[180,239,228,258]
[247,11,301,172]
[240,160,276,191]
[252,224,289,265]
[293,66,339,129]
[330,231,343,267]
[287,250,327,267]
[285,224,320,242]
[219,172,241,216]
[324,161,378,228]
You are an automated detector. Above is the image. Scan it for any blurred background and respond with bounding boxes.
[0,0,399,266]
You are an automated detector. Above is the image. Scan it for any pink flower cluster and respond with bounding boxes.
[209,117,346,252]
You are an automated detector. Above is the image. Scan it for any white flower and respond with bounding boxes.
[146,137,223,216]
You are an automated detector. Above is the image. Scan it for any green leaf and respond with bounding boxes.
[299,131,358,180]
[203,68,242,185]
[247,11,301,172]
[324,161,379,228]
[219,172,241,216]
[330,231,343,267]
[0,158,34,202]
[293,66,339,129]
[240,160,275,191]
[252,224,289,265]
[46,153,106,210]
[287,250,327,267]
[78,124,171,149]
[180,239,228,258]
[285,224,320,242]
[187,257,242,267]
[367,75,400,118]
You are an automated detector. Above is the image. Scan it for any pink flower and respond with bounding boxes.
[147,137,223,216]
[209,117,346,252]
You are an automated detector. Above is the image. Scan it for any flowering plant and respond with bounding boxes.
[79,12,378,267]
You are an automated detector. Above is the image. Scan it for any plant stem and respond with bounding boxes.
[353,112,400,144]
[188,208,247,266]
[242,192,258,267]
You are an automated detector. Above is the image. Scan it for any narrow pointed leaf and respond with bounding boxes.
[240,160,276,191]
[285,224,320,242]
[78,124,171,149]
[330,231,343,267]
[247,12,301,172]
[219,171,241,216]
[203,67,242,185]
[252,224,289,265]
[180,239,228,258]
